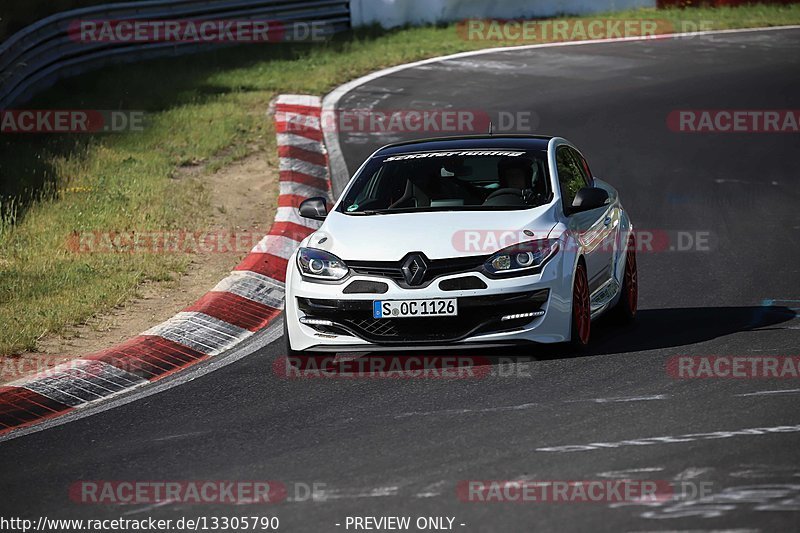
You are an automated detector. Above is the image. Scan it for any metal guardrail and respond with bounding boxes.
[0,0,351,108]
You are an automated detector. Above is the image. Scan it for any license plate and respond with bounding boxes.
[373,299,458,319]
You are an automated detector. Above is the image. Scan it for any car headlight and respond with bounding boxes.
[484,239,559,276]
[297,247,349,281]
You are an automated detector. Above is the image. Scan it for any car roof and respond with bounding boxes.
[373,135,553,157]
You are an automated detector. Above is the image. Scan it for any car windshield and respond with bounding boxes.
[338,149,551,214]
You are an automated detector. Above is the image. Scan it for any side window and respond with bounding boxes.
[556,146,586,211]
[569,148,593,185]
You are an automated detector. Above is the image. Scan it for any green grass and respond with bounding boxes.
[1,4,799,355]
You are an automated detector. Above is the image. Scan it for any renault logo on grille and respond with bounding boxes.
[401,253,428,286]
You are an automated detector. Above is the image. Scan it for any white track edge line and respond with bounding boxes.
[322,24,800,196]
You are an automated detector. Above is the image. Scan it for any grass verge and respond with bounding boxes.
[1,4,799,355]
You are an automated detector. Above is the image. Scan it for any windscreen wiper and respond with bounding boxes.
[349,209,392,216]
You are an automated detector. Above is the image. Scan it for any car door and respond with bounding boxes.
[556,145,613,294]
[571,147,620,292]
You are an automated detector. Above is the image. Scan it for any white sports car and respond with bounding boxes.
[284,135,637,355]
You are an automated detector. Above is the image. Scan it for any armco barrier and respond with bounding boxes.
[0,1,350,108]
[0,94,330,436]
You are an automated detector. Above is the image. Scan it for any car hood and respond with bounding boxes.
[306,205,559,261]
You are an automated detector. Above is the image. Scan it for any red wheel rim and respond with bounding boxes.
[625,242,638,315]
[573,265,590,344]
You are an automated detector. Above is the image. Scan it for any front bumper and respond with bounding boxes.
[285,251,574,352]
[297,289,549,345]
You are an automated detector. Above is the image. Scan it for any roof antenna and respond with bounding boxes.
[488,121,494,136]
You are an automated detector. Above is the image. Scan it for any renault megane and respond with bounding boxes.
[284,135,638,356]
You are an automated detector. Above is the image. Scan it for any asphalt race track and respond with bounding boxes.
[1,28,799,532]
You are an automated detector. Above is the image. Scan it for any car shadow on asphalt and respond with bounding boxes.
[342,305,796,366]
[501,304,798,361]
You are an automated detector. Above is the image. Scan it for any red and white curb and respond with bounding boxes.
[0,95,330,436]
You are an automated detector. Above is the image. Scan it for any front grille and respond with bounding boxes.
[347,264,405,282]
[350,318,400,337]
[348,254,490,288]
[297,290,549,344]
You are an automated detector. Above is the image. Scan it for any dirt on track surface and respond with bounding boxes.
[0,150,278,384]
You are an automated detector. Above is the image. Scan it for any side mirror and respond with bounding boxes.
[298,197,328,221]
[571,187,609,213]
